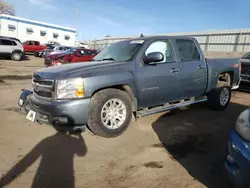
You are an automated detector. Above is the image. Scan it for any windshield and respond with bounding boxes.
[93,40,143,62]
[243,52,250,59]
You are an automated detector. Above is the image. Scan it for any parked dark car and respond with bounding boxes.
[225,108,250,187]
[18,36,240,138]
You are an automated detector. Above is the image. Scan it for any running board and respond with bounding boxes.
[137,97,207,117]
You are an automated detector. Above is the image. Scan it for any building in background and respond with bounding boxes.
[0,14,76,46]
[75,41,89,48]
[88,29,250,53]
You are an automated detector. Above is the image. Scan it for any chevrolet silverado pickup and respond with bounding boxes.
[18,36,241,138]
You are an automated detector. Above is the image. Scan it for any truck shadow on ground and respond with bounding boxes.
[152,102,247,188]
[0,132,87,188]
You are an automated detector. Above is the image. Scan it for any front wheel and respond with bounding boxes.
[11,52,22,61]
[88,89,132,138]
[207,86,231,111]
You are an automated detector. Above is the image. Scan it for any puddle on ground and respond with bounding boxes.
[160,134,212,160]
[144,161,164,168]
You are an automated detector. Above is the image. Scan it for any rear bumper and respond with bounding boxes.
[225,130,250,187]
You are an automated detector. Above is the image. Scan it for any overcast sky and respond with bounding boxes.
[5,0,250,40]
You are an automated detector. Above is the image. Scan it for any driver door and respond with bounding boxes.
[136,39,182,108]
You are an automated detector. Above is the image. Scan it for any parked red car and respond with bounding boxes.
[23,40,47,53]
[44,48,98,67]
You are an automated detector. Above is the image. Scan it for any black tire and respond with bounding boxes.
[88,89,132,138]
[207,86,231,111]
[11,51,22,61]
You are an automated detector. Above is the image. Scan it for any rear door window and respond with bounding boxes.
[79,50,85,56]
[26,41,33,45]
[176,39,200,62]
[86,50,96,55]
[0,39,13,46]
[34,41,39,46]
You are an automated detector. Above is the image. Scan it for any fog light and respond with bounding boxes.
[227,154,235,163]
[232,143,238,151]
[53,117,68,124]
[18,99,24,106]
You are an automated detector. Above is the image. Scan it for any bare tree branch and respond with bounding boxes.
[0,0,15,16]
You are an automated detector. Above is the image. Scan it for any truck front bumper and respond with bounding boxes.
[241,74,250,83]
[21,92,90,131]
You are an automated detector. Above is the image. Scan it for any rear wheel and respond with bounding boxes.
[88,89,132,138]
[207,86,231,111]
[11,51,22,61]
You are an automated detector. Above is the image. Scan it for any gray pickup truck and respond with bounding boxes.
[19,36,241,138]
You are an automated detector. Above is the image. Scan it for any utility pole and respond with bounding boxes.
[74,4,79,46]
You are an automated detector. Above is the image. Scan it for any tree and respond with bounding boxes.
[0,0,15,16]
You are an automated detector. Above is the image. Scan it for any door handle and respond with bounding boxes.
[198,65,205,70]
[171,68,180,73]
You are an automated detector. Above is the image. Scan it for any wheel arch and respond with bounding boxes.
[91,85,137,112]
[12,49,23,54]
[217,71,233,87]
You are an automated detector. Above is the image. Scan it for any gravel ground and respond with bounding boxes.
[0,56,249,188]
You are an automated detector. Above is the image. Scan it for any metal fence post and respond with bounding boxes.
[204,35,210,51]
[234,33,240,52]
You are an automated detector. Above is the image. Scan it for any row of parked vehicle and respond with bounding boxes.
[33,44,99,67]
[0,36,99,66]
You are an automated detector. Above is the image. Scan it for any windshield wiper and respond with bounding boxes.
[101,57,116,61]
[92,57,116,61]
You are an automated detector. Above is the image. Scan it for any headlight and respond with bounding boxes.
[56,78,84,99]
[235,109,250,141]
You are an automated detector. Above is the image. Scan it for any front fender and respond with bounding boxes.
[84,72,136,97]
[18,89,33,107]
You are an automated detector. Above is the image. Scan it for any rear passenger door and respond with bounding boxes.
[0,39,13,56]
[85,50,97,61]
[73,50,86,62]
[175,39,207,98]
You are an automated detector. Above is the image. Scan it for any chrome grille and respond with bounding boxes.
[32,77,54,99]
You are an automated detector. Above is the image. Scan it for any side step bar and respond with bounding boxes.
[137,97,207,117]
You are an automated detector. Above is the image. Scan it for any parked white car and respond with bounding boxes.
[0,36,24,61]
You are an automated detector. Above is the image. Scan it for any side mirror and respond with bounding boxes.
[144,52,164,64]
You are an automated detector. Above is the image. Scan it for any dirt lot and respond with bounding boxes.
[0,56,249,188]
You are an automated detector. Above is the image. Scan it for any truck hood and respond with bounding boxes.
[33,61,127,80]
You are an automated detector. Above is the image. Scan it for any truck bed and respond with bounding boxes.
[206,58,241,90]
